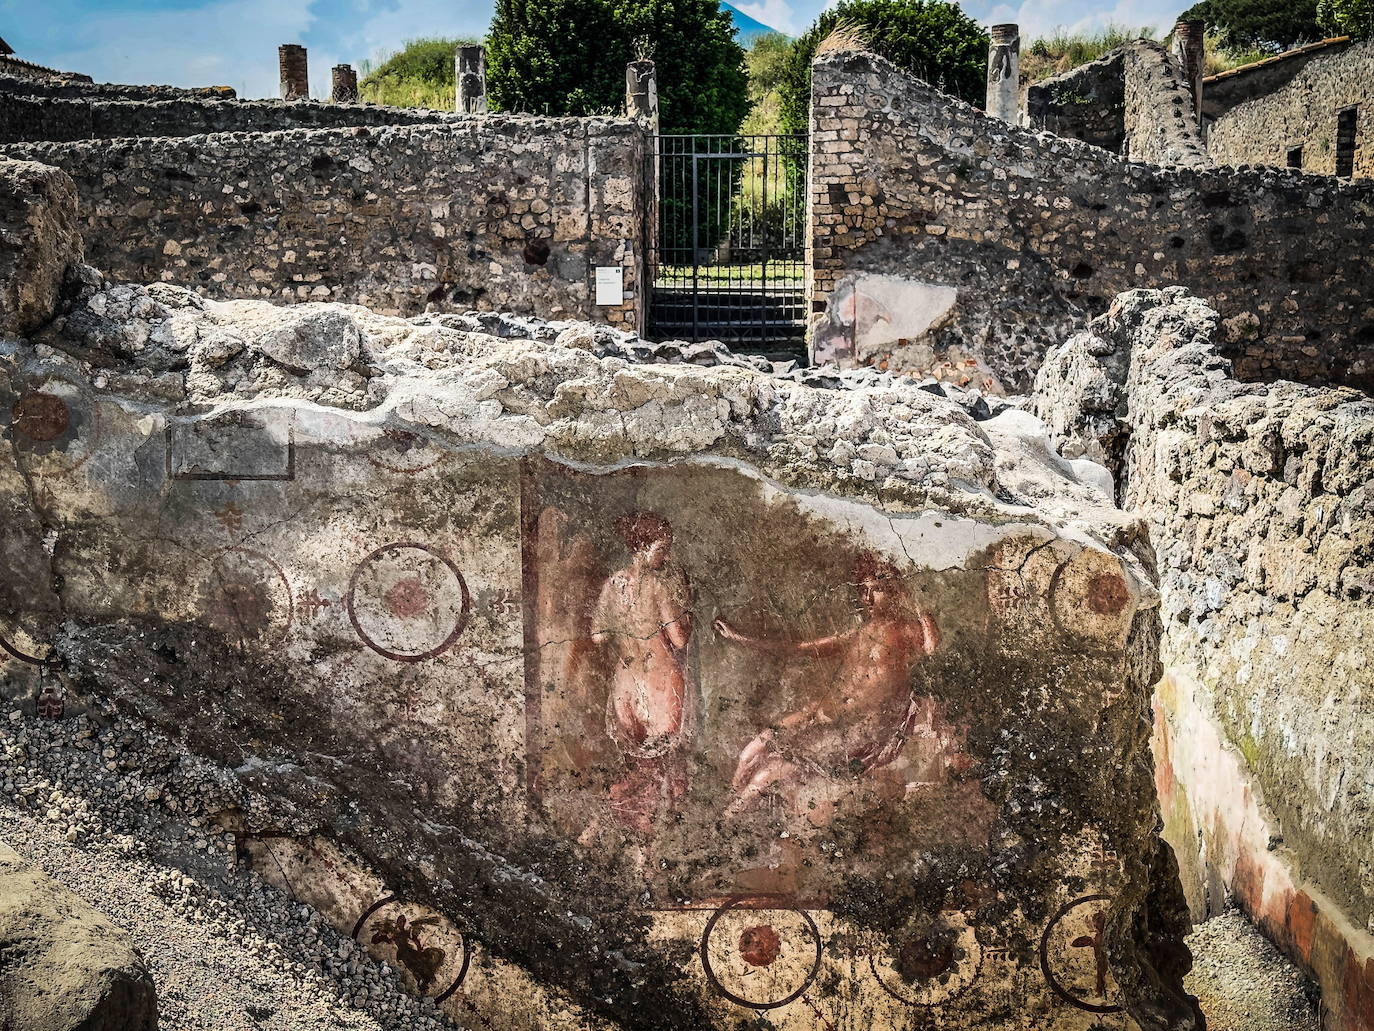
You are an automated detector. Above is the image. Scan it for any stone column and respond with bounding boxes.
[455,44,486,114]
[625,60,659,129]
[626,60,659,334]
[1173,20,1206,118]
[331,64,358,104]
[278,44,308,101]
[986,24,1020,123]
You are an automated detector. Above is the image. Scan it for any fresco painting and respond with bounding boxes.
[521,458,1001,902]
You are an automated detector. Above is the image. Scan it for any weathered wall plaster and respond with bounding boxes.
[809,272,975,382]
[807,48,1374,392]
[0,244,1204,1028]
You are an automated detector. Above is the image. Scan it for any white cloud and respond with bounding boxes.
[36,0,318,98]
[343,0,491,70]
[965,0,1182,41]
[52,0,315,97]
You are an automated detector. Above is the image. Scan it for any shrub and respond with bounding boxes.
[776,0,990,136]
[358,37,474,110]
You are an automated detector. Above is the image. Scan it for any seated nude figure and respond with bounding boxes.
[714,552,941,820]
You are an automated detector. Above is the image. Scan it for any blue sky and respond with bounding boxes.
[3,0,1187,99]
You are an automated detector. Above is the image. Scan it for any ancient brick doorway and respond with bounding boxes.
[649,133,808,358]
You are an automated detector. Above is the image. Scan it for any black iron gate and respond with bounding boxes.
[649,133,808,356]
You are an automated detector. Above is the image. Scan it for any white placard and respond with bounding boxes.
[595,265,624,306]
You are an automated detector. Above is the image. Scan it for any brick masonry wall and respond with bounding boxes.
[808,48,1374,392]
[0,118,649,331]
[1207,38,1374,179]
[0,96,466,145]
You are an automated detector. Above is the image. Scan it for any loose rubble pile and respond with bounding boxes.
[1,702,465,1031]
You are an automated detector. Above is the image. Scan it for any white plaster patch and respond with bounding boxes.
[812,272,958,366]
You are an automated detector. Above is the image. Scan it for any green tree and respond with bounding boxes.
[486,0,750,134]
[1317,0,1374,37]
[777,0,990,136]
[743,31,795,134]
[358,37,475,109]
[1181,0,1324,51]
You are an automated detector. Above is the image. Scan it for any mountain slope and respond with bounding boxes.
[722,1,786,42]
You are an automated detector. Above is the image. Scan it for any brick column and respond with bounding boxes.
[331,64,358,104]
[455,44,486,114]
[986,23,1020,123]
[1173,20,1206,119]
[278,44,308,101]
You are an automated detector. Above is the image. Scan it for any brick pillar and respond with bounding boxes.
[1173,20,1206,119]
[455,44,486,114]
[331,64,358,103]
[986,24,1020,123]
[625,60,659,129]
[278,44,308,101]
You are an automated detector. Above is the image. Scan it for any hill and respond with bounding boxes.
[722,1,787,42]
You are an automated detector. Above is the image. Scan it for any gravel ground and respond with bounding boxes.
[1185,909,1320,1031]
[1,702,465,1031]
[0,700,1325,1031]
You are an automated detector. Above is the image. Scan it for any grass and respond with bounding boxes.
[657,261,805,285]
[1202,33,1270,74]
[1021,23,1271,83]
[357,37,475,110]
[1021,24,1160,82]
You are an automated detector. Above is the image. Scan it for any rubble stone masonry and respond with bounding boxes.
[0,118,650,331]
[808,48,1374,392]
[1026,40,1210,167]
[0,96,460,144]
[1207,38,1374,179]
[1033,288,1374,1031]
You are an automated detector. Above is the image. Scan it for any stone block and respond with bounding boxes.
[0,843,157,1031]
[0,157,82,336]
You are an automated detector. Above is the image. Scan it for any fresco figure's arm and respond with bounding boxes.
[659,569,692,650]
[916,609,940,654]
[589,578,618,645]
[713,617,854,658]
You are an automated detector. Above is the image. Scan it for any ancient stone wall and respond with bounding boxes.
[0,56,92,84]
[1024,50,1127,153]
[1207,38,1374,179]
[1023,41,1209,166]
[0,157,82,336]
[0,96,460,144]
[0,71,231,100]
[1032,287,1374,1031]
[807,48,1374,392]
[1119,42,1210,166]
[0,119,649,331]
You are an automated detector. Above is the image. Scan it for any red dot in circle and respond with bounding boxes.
[384,576,432,618]
[738,924,782,967]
